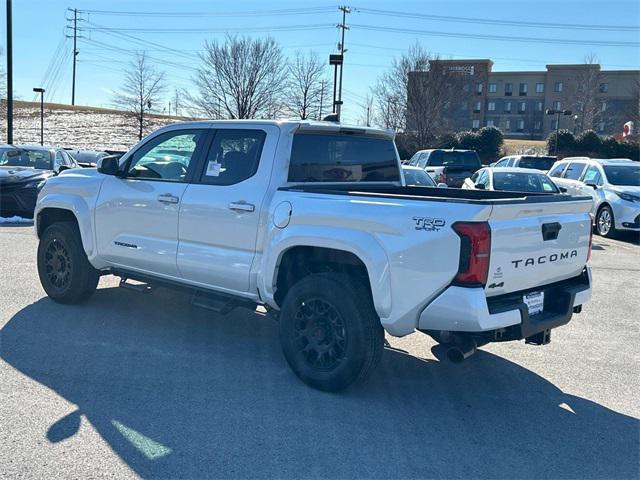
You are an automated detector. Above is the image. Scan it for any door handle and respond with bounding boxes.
[228,201,255,212]
[157,193,179,204]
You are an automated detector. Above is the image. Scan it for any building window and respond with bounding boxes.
[598,121,605,132]
[554,82,563,92]
[551,119,558,129]
[518,102,526,113]
[536,101,544,111]
[504,101,512,113]
[473,101,481,113]
[536,83,544,93]
[487,119,495,127]
[517,120,525,132]
[553,101,561,110]
[505,119,511,130]
[487,101,496,111]
[505,83,513,96]
[534,121,542,130]
[601,102,607,112]
[476,83,483,95]
[488,83,497,93]
[599,83,608,93]
[472,119,480,129]
[519,83,528,96]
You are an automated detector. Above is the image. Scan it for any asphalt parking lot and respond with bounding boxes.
[0,224,638,479]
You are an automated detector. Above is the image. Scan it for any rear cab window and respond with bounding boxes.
[288,133,400,183]
[518,156,557,171]
[425,151,481,170]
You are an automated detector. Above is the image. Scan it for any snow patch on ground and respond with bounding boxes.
[0,216,33,224]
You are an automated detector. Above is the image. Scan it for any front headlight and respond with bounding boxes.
[22,179,46,190]
[615,192,640,202]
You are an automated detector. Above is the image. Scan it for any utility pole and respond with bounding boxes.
[336,5,351,121]
[6,0,13,143]
[318,80,326,120]
[174,88,179,116]
[67,8,79,105]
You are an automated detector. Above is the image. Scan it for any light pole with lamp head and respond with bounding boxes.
[33,87,45,146]
[546,108,572,155]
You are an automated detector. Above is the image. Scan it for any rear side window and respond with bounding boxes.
[548,163,566,178]
[201,129,266,186]
[288,134,400,182]
[426,151,480,168]
[563,162,587,180]
[518,156,557,171]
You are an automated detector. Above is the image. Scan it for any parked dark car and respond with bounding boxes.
[0,145,79,218]
[67,149,110,167]
[406,149,482,188]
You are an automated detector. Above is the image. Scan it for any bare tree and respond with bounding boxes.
[568,54,603,133]
[113,52,165,140]
[284,52,325,119]
[192,35,287,119]
[358,93,374,127]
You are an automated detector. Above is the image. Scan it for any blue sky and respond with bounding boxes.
[2,0,639,124]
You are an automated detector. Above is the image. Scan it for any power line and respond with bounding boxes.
[350,24,640,48]
[79,24,334,34]
[77,6,335,17]
[355,7,640,31]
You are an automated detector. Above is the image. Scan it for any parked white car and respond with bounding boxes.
[548,157,640,237]
[462,167,562,194]
[401,165,447,188]
[34,120,593,391]
[492,155,557,173]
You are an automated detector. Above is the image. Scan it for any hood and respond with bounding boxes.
[612,185,640,195]
[0,166,53,184]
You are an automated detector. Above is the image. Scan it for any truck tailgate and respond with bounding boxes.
[486,197,592,296]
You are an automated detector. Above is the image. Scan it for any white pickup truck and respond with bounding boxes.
[34,120,593,391]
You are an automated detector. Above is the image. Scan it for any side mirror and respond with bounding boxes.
[559,187,568,193]
[56,165,70,174]
[585,181,598,190]
[437,183,448,188]
[97,155,122,176]
[476,183,486,190]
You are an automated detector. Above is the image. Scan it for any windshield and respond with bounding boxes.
[518,156,557,171]
[493,172,559,193]
[0,147,52,169]
[603,165,640,186]
[403,168,436,186]
[426,151,480,168]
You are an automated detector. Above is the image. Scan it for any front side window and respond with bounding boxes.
[288,134,400,183]
[54,151,65,171]
[127,130,205,182]
[563,162,587,180]
[582,165,602,186]
[201,129,266,185]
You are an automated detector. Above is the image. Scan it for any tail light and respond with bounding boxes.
[452,222,492,286]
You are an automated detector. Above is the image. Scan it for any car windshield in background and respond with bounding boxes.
[518,156,557,170]
[427,151,480,168]
[603,165,640,186]
[0,148,51,169]
[73,151,108,163]
[493,172,559,193]
[403,168,436,186]
[288,134,400,182]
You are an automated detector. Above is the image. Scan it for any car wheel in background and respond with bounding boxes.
[596,205,615,238]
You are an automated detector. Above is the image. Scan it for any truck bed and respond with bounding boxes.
[279,184,592,204]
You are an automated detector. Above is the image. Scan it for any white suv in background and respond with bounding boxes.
[548,157,640,237]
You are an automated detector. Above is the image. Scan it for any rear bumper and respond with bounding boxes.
[418,266,592,339]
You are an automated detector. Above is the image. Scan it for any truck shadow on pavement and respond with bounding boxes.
[1,285,638,479]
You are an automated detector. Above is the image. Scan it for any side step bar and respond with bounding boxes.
[191,290,247,315]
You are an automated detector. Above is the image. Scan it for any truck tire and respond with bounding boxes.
[279,272,384,392]
[596,204,615,238]
[37,221,100,304]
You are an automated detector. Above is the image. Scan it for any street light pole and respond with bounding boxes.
[33,88,45,146]
[546,108,572,155]
[6,0,14,144]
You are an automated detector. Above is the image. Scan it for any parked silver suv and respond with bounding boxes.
[548,157,640,237]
